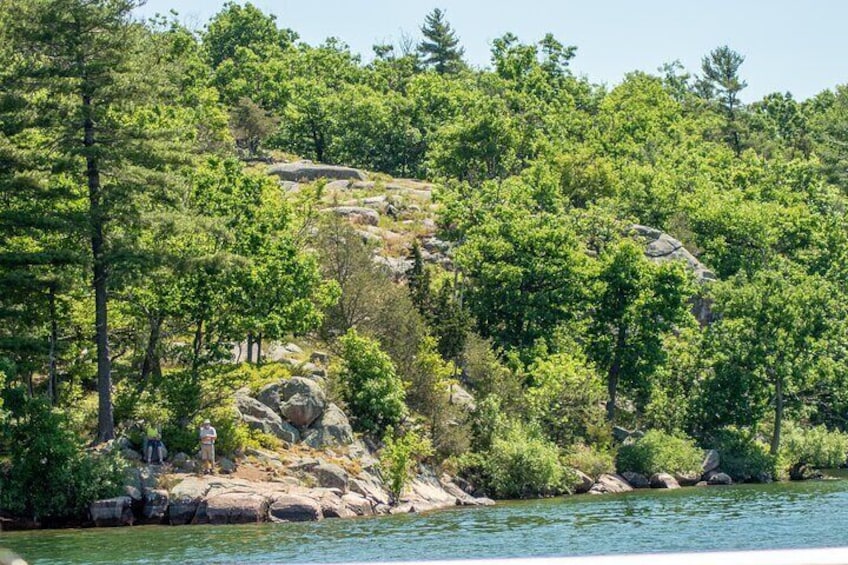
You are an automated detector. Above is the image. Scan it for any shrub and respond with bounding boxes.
[781,423,848,469]
[481,422,567,498]
[380,426,434,502]
[524,352,607,447]
[710,426,777,482]
[339,329,408,436]
[615,429,702,476]
[0,389,126,522]
[564,443,615,479]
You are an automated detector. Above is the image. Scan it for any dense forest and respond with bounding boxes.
[2,0,848,521]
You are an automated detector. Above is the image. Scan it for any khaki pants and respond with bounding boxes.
[201,443,215,462]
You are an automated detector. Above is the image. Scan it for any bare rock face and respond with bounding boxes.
[90,496,135,527]
[268,495,323,522]
[322,206,380,226]
[631,224,717,324]
[588,474,634,495]
[280,377,327,428]
[168,477,211,525]
[311,463,350,492]
[571,470,595,494]
[235,393,300,443]
[202,492,269,525]
[140,489,169,524]
[702,449,721,474]
[267,161,367,182]
[621,471,651,489]
[302,404,354,448]
[650,473,681,489]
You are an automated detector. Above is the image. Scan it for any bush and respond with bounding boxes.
[479,422,568,499]
[564,443,615,479]
[380,426,434,502]
[0,389,126,522]
[710,426,777,482]
[615,430,702,476]
[339,329,408,436]
[524,352,607,447]
[781,423,848,469]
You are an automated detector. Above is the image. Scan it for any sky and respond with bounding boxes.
[136,0,848,102]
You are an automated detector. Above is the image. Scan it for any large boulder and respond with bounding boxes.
[90,496,134,527]
[631,224,716,324]
[702,449,720,474]
[790,463,823,481]
[650,473,681,489]
[235,393,300,443]
[322,206,380,226]
[311,463,349,492]
[706,471,733,485]
[140,489,169,524]
[168,477,211,525]
[268,161,367,182]
[341,493,374,516]
[318,491,356,518]
[588,474,633,495]
[571,470,595,494]
[673,471,701,487]
[256,382,283,411]
[621,472,651,489]
[203,492,269,525]
[268,495,323,522]
[280,377,326,428]
[302,404,354,448]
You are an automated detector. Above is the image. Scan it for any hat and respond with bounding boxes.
[203,419,211,425]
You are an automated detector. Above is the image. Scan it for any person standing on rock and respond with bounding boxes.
[199,419,217,475]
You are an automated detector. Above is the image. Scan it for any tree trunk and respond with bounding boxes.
[256,333,262,365]
[85,93,114,443]
[246,333,254,364]
[139,315,162,387]
[771,375,784,456]
[192,318,204,371]
[47,284,58,405]
[606,325,627,422]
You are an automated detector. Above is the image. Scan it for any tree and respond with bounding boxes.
[229,96,277,157]
[587,240,694,422]
[203,1,296,67]
[406,241,431,315]
[339,329,407,436]
[417,8,466,75]
[701,261,842,455]
[456,203,592,350]
[697,45,748,156]
[0,0,183,441]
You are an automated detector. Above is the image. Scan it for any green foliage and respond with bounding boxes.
[0,389,126,521]
[380,426,434,502]
[564,444,616,480]
[524,352,607,447]
[781,423,848,469]
[339,329,408,436]
[417,8,466,75]
[477,422,568,498]
[615,430,702,476]
[709,427,777,482]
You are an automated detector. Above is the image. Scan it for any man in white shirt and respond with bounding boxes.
[199,419,217,475]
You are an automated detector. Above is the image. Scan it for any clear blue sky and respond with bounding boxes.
[136,0,848,102]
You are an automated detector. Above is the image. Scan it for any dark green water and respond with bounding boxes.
[4,479,848,564]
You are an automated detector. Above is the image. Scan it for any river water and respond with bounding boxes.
[4,478,848,564]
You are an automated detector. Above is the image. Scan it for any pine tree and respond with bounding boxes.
[0,0,183,441]
[418,8,466,74]
[407,241,431,315]
[697,45,748,156]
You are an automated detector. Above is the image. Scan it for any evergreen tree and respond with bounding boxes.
[407,241,431,315]
[0,0,183,441]
[697,45,748,156]
[418,8,466,75]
